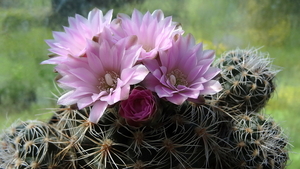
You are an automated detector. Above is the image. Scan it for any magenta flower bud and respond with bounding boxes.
[119,87,156,126]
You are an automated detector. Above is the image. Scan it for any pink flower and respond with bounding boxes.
[42,8,113,64]
[111,9,183,60]
[142,34,222,105]
[119,87,156,126]
[56,36,149,123]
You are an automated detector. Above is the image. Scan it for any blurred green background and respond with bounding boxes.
[0,0,299,168]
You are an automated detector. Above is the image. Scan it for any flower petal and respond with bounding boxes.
[88,101,109,123]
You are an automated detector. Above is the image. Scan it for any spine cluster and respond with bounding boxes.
[0,48,289,169]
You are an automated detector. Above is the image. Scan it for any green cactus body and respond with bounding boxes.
[213,48,280,113]
[0,103,289,169]
[226,112,289,169]
[0,120,66,169]
[32,102,230,169]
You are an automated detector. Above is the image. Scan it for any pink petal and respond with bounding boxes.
[77,97,94,109]
[121,65,149,85]
[187,65,203,82]
[201,80,223,95]
[57,91,78,105]
[202,50,215,60]
[88,101,108,123]
[154,85,173,98]
[152,9,164,21]
[69,68,97,84]
[131,9,143,25]
[165,93,186,105]
[103,9,113,22]
[201,67,221,80]
[141,73,160,91]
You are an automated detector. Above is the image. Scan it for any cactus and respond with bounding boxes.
[212,48,281,113]
[0,8,291,169]
[1,102,288,168]
[0,49,290,168]
[224,112,289,169]
[46,101,231,169]
[0,120,66,169]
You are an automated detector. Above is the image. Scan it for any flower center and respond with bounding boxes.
[167,69,188,87]
[97,71,119,92]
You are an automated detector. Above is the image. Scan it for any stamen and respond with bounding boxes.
[167,69,188,87]
[169,75,176,86]
[97,71,119,92]
[105,73,114,86]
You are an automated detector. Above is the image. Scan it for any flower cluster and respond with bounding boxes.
[42,8,222,124]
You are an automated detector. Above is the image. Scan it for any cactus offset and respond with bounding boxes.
[224,112,289,169]
[0,120,66,169]
[213,48,280,113]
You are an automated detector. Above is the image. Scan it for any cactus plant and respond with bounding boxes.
[0,120,66,169]
[0,8,290,169]
[212,48,281,113]
[224,112,289,169]
[46,101,231,169]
